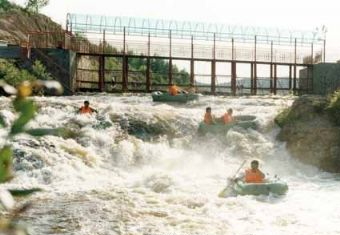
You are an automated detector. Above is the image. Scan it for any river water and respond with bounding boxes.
[1,94,340,235]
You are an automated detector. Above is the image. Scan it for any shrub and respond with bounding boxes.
[326,89,340,125]
[31,60,52,80]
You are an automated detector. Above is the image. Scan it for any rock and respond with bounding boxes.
[275,95,340,172]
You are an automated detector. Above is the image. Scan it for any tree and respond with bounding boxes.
[0,0,11,11]
[25,0,49,13]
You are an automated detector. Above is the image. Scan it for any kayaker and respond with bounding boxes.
[204,107,215,125]
[234,160,265,183]
[222,108,234,124]
[79,100,98,114]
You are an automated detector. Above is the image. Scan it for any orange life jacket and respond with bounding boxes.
[169,85,179,96]
[204,112,213,124]
[245,169,264,183]
[80,106,93,114]
[223,113,233,124]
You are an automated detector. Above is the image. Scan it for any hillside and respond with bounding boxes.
[0,2,62,45]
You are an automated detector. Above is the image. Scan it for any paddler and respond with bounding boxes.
[79,100,98,114]
[234,160,265,183]
[221,108,234,124]
[204,107,215,125]
[168,83,187,96]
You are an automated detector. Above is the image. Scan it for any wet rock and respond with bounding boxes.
[275,95,340,172]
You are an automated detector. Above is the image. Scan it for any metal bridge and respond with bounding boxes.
[27,14,326,95]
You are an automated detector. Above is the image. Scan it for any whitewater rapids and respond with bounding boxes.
[1,94,339,235]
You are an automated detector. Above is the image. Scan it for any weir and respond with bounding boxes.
[25,14,325,95]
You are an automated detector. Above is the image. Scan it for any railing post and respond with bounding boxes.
[232,37,235,60]
[253,35,257,95]
[211,33,216,95]
[231,62,236,96]
[190,35,195,87]
[102,29,106,54]
[311,43,314,64]
[169,30,173,85]
[270,41,273,93]
[98,55,105,92]
[323,39,326,62]
[293,38,297,93]
[273,64,277,95]
[27,33,31,59]
[122,27,128,91]
[251,63,254,94]
[146,33,151,92]
[289,65,292,90]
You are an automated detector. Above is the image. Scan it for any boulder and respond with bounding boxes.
[275,95,340,172]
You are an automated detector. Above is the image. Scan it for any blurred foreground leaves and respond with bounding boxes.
[0,80,63,234]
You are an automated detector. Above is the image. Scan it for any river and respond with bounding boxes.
[1,94,340,235]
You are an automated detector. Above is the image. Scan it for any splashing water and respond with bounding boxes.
[1,94,340,235]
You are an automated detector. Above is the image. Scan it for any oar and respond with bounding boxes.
[218,160,247,198]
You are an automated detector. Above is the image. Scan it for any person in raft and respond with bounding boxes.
[168,83,188,96]
[221,108,234,124]
[204,107,216,125]
[234,160,265,183]
[79,100,98,114]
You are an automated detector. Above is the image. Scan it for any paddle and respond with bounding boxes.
[218,160,247,198]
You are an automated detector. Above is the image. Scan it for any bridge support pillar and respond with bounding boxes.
[289,65,292,90]
[169,58,173,85]
[270,64,273,93]
[146,57,151,92]
[98,55,105,92]
[211,60,216,94]
[253,62,257,95]
[273,64,277,95]
[190,59,194,87]
[250,63,254,94]
[122,56,128,91]
[293,64,297,94]
[231,61,236,95]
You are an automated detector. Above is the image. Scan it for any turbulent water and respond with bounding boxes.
[1,94,340,235]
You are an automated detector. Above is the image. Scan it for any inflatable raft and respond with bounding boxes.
[152,91,199,103]
[198,115,257,135]
[233,179,288,196]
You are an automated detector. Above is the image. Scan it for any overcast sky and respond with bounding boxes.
[10,0,340,62]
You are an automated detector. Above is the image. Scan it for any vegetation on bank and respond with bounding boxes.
[325,90,340,125]
[0,0,48,13]
[0,59,52,87]
[275,90,340,128]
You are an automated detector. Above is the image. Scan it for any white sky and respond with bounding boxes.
[10,0,340,62]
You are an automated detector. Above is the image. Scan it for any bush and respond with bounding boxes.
[31,60,52,80]
[274,108,293,128]
[0,59,36,87]
[326,90,340,125]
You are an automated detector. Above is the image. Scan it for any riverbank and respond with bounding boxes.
[275,93,340,172]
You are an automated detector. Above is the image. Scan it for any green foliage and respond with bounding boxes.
[0,80,63,234]
[11,98,36,135]
[326,90,340,125]
[0,59,36,86]
[31,60,52,80]
[125,57,190,85]
[274,108,293,128]
[0,146,12,183]
[0,0,18,12]
[25,0,49,13]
